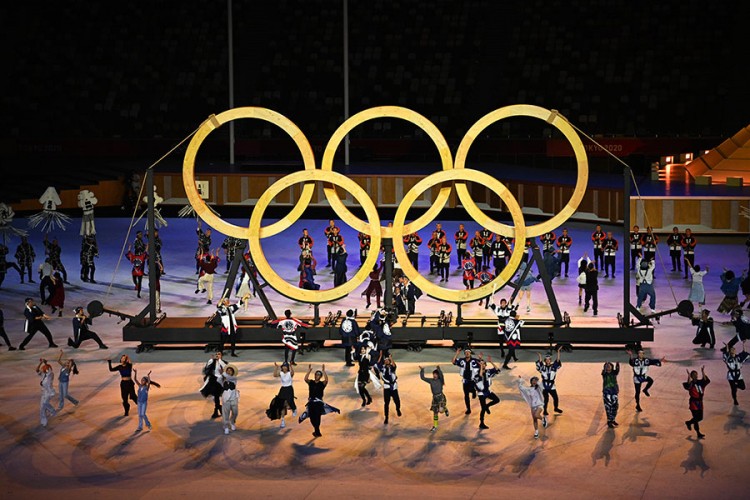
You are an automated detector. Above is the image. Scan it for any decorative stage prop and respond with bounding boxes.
[114,104,656,352]
[0,202,27,245]
[135,186,168,230]
[77,189,98,236]
[28,187,72,233]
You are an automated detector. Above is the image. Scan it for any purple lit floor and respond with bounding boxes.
[0,217,749,499]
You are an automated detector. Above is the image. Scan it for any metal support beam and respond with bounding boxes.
[508,246,563,325]
[146,169,157,324]
[383,238,394,311]
[623,166,631,327]
[220,249,277,321]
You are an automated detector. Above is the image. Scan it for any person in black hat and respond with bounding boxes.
[19,298,57,350]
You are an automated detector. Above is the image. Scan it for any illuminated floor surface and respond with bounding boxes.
[0,218,748,499]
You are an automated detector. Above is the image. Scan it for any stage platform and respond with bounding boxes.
[124,314,653,350]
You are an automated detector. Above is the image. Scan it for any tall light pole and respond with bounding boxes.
[343,0,350,166]
[228,0,236,165]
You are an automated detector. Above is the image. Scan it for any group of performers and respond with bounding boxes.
[4,217,748,445]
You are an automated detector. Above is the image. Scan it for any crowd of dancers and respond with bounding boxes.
[3,218,750,441]
[27,299,749,440]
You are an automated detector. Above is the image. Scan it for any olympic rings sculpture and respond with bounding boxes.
[182,105,588,304]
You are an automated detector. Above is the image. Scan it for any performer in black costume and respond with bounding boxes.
[380,354,402,425]
[108,355,138,416]
[80,234,98,283]
[556,228,573,277]
[629,225,642,270]
[43,235,68,283]
[691,309,715,349]
[217,298,240,357]
[667,226,683,273]
[68,307,108,349]
[19,298,57,350]
[488,296,513,357]
[403,232,422,271]
[592,224,606,270]
[722,342,749,405]
[602,232,618,278]
[195,223,211,274]
[454,224,468,270]
[200,352,227,419]
[683,366,709,439]
[490,234,509,276]
[536,347,564,416]
[15,236,36,283]
[452,347,480,414]
[339,309,360,366]
[299,364,340,438]
[474,355,501,429]
[627,348,665,412]
[0,242,23,287]
[681,229,697,279]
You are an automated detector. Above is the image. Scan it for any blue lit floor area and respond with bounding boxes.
[0,217,748,498]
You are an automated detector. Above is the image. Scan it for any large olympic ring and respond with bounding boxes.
[391,169,526,303]
[182,105,587,304]
[454,104,588,237]
[320,106,454,238]
[248,170,382,304]
[182,107,317,239]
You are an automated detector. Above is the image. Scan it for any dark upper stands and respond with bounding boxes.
[2,0,747,199]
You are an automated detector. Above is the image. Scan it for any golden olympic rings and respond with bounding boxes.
[182,104,588,303]
[182,107,317,239]
[391,169,526,303]
[248,170,382,304]
[321,106,453,238]
[454,104,588,238]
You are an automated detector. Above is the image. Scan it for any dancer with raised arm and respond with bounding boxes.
[488,293,512,357]
[273,362,297,428]
[354,345,376,408]
[602,361,620,428]
[683,366,709,439]
[133,368,155,432]
[108,355,138,416]
[381,354,401,425]
[536,347,564,416]
[216,298,241,357]
[37,358,57,427]
[420,364,448,432]
[300,364,339,438]
[452,347,480,415]
[56,350,79,410]
[200,351,227,419]
[517,375,547,439]
[475,355,500,430]
[627,348,665,412]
